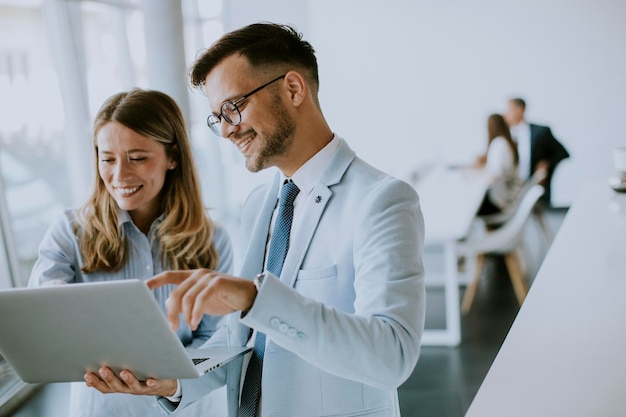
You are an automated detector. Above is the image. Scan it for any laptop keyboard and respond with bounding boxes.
[192,357,210,365]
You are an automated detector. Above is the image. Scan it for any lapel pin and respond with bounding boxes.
[315,196,322,203]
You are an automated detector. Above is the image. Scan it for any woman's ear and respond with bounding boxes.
[168,144,178,170]
[283,71,306,106]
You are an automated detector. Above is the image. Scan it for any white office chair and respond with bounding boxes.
[479,169,553,243]
[459,184,545,314]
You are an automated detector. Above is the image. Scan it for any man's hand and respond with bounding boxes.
[147,269,257,331]
[84,367,177,397]
[533,160,550,186]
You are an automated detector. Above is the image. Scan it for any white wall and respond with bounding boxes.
[227,0,626,207]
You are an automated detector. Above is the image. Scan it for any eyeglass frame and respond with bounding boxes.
[206,74,286,136]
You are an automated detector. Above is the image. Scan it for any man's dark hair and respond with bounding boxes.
[189,22,318,92]
[510,97,526,110]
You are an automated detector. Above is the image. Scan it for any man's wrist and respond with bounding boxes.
[241,273,264,318]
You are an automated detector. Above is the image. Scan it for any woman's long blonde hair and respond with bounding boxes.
[76,88,218,272]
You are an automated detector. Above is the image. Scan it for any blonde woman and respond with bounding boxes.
[28,88,231,417]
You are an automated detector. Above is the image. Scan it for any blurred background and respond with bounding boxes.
[0,0,625,414]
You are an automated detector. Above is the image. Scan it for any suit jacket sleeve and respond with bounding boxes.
[532,124,569,170]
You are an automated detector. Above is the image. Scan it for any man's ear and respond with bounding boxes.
[283,71,306,106]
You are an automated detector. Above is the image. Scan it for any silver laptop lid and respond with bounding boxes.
[0,280,202,383]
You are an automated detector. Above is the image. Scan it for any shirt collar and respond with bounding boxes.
[279,134,340,196]
[515,120,529,130]
[510,120,529,137]
[117,209,165,230]
[118,209,133,227]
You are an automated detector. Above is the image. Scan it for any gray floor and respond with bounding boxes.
[398,207,566,417]
[398,257,524,417]
[5,209,567,417]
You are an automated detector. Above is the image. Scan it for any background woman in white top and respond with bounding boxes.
[475,113,522,216]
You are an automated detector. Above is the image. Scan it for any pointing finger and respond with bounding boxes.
[164,296,181,331]
[146,270,192,290]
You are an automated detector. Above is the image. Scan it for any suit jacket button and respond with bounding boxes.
[278,323,289,333]
[270,317,281,328]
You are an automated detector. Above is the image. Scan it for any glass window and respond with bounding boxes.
[0,0,262,409]
[0,0,148,288]
[181,0,275,266]
[0,173,24,411]
[0,0,68,407]
[0,2,68,288]
[80,0,147,114]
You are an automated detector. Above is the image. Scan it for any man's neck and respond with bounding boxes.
[278,129,334,176]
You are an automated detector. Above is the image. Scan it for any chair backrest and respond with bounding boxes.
[479,169,547,226]
[461,184,545,255]
[504,184,545,239]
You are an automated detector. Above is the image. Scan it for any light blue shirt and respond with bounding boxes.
[28,208,234,417]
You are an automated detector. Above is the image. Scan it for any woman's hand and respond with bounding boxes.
[473,154,487,168]
[84,367,178,397]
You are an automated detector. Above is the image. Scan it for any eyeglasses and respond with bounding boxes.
[207,74,286,137]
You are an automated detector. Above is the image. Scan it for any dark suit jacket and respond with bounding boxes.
[529,123,569,206]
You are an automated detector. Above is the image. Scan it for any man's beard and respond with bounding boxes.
[246,95,296,173]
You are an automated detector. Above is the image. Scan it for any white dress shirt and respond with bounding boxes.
[268,134,341,247]
[510,121,531,180]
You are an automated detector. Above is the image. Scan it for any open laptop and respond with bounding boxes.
[0,279,251,383]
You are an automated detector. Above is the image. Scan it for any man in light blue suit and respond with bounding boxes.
[88,23,425,416]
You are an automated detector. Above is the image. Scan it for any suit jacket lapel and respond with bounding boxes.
[239,174,281,280]
[280,185,332,288]
[280,139,356,288]
[528,123,538,170]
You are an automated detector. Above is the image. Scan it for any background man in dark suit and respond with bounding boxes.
[504,97,570,206]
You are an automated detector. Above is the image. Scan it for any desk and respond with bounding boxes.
[464,181,626,416]
[414,166,489,346]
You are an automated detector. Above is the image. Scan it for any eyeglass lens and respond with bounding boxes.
[207,74,285,137]
[208,101,241,136]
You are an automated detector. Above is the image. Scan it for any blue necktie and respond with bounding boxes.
[238,180,300,417]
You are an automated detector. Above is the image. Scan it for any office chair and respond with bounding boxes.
[459,184,545,314]
[479,169,553,242]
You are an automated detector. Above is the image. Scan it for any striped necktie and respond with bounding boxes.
[238,180,300,417]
